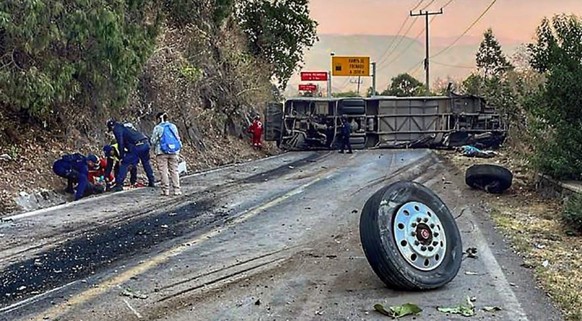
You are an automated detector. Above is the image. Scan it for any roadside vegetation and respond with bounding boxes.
[442,14,582,321]
[329,11,582,321]
[0,0,318,214]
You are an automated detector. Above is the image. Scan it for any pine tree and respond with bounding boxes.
[476,28,514,78]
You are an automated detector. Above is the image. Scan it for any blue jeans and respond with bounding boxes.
[115,143,155,187]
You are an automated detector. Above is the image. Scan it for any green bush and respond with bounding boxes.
[0,0,163,122]
[563,194,582,232]
[527,14,582,180]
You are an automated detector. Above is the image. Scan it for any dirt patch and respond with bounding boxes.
[0,128,280,218]
[440,149,582,321]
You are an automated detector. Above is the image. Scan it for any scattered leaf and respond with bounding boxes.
[374,303,422,318]
[437,296,475,317]
[120,288,148,299]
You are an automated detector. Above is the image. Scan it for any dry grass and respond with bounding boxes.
[441,149,582,321]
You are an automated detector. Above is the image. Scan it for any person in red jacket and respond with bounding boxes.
[87,154,115,192]
[247,115,263,148]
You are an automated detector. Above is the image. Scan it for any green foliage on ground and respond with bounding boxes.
[563,194,582,232]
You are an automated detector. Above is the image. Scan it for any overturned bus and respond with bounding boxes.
[263,93,507,150]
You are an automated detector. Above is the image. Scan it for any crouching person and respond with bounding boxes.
[87,154,114,193]
[151,112,182,196]
[52,153,101,201]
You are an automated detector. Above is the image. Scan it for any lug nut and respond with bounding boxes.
[421,246,427,251]
[430,224,435,228]
[428,246,434,251]
[411,222,417,227]
[414,241,420,246]
[411,232,416,237]
[416,218,422,223]
[423,217,429,223]
[434,233,439,237]
[433,241,439,246]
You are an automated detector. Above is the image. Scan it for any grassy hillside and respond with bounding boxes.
[286,34,520,95]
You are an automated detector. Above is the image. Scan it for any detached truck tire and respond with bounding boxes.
[465,164,513,194]
[359,181,463,291]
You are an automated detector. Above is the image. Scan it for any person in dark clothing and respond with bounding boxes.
[103,143,138,189]
[106,119,156,191]
[339,116,353,154]
[52,153,100,201]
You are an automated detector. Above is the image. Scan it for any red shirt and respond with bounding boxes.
[249,120,263,135]
[88,158,115,184]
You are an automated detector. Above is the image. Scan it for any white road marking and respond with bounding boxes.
[0,280,78,314]
[123,298,143,319]
[27,169,336,321]
[432,183,529,321]
[3,152,300,221]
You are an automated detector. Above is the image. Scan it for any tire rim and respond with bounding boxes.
[392,201,447,271]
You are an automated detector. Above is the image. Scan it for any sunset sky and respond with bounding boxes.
[309,0,582,46]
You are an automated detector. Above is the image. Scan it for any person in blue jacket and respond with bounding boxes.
[52,153,93,201]
[106,119,156,191]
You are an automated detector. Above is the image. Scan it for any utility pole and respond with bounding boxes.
[410,9,443,94]
[328,52,335,97]
[371,61,377,97]
[350,77,363,95]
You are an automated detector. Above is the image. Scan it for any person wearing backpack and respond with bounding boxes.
[151,112,182,196]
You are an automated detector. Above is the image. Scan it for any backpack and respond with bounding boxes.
[159,123,182,154]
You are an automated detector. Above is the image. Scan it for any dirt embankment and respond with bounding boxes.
[0,24,280,217]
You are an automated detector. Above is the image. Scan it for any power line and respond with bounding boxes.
[410,9,443,93]
[421,0,436,10]
[374,0,425,66]
[378,15,437,72]
[431,60,475,69]
[431,0,497,58]
[406,61,425,75]
[377,0,454,73]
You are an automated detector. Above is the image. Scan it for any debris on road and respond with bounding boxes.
[464,247,478,259]
[374,303,422,318]
[483,306,502,312]
[457,145,496,158]
[465,271,479,275]
[465,164,513,194]
[437,296,476,317]
[360,181,463,290]
[120,288,148,299]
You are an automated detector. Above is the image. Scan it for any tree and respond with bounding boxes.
[476,28,514,77]
[332,90,360,98]
[381,73,425,97]
[526,14,582,179]
[236,0,318,89]
[0,0,163,123]
[366,87,379,97]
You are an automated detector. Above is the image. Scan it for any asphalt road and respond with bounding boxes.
[0,150,562,321]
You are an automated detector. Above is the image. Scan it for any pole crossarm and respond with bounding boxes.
[409,9,443,94]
